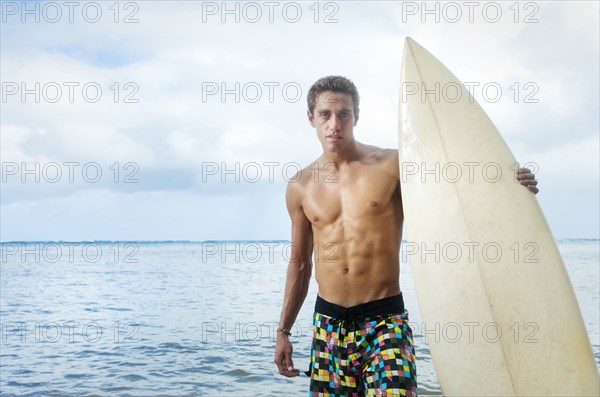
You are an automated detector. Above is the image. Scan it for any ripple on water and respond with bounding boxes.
[119,374,147,381]
[74,349,124,358]
[236,375,271,383]
[41,354,61,359]
[146,369,174,379]
[224,368,253,377]
[119,361,148,367]
[159,342,185,350]
[204,355,226,364]
[103,386,131,392]
[13,369,35,375]
[64,373,93,379]
[6,380,47,388]
[178,366,208,374]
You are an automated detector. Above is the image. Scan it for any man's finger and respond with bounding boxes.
[276,360,284,374]
[276,360,292,377]
[517,173,535,181]
[277,363,299,377]
[285,354,295,373]
[519,181,539,194]
[284,352,300,376]
[519,179,538,186]
[274,355,299,377]
[275,354,289,376]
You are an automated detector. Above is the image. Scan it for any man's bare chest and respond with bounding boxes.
[301,168,398,226]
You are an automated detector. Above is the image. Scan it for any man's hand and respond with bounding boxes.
[517,167,539,194]
[274,334,300,377]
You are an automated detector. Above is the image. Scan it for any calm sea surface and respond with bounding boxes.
[1,240,598,396]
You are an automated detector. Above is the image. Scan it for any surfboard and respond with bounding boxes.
[398,37,599,396]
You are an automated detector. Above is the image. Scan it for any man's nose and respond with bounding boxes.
[328,115,341,130]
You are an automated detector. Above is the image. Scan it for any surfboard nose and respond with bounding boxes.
[404,37,415,55]
[404,36,420,51]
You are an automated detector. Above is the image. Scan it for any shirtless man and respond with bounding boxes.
[274,76,538,396]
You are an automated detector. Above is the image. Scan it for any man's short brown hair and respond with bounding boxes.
[307,76,360,117]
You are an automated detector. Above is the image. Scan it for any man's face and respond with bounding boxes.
[308,91,358,153]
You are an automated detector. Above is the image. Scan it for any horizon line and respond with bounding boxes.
[1,238,599,244]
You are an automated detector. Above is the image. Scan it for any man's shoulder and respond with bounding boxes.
[360,143,398,163]
[285,158,321,189]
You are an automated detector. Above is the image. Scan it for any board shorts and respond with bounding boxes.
[306,294,417,396]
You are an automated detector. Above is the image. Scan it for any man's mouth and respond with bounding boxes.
[326,134,342,142]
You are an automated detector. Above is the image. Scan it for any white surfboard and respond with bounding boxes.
[399,37,599,396]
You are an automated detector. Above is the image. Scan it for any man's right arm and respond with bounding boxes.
[274,179,314,377]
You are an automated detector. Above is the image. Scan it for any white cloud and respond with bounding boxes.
[532,134,600,187]
[1,1,598,240]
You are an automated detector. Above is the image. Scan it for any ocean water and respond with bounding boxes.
[0,240,598,396]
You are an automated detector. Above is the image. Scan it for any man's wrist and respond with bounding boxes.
[276,327,292,337]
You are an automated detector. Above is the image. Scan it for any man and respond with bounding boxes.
[273,76,538,396]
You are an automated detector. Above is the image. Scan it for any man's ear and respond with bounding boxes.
[307,110,316,127]
[354,108,360,126]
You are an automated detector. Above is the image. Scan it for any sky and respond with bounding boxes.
[1,0,599,241]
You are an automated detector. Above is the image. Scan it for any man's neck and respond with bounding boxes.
[322,141,362,167]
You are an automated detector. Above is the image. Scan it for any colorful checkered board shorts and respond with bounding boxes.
[306,294,417,396]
